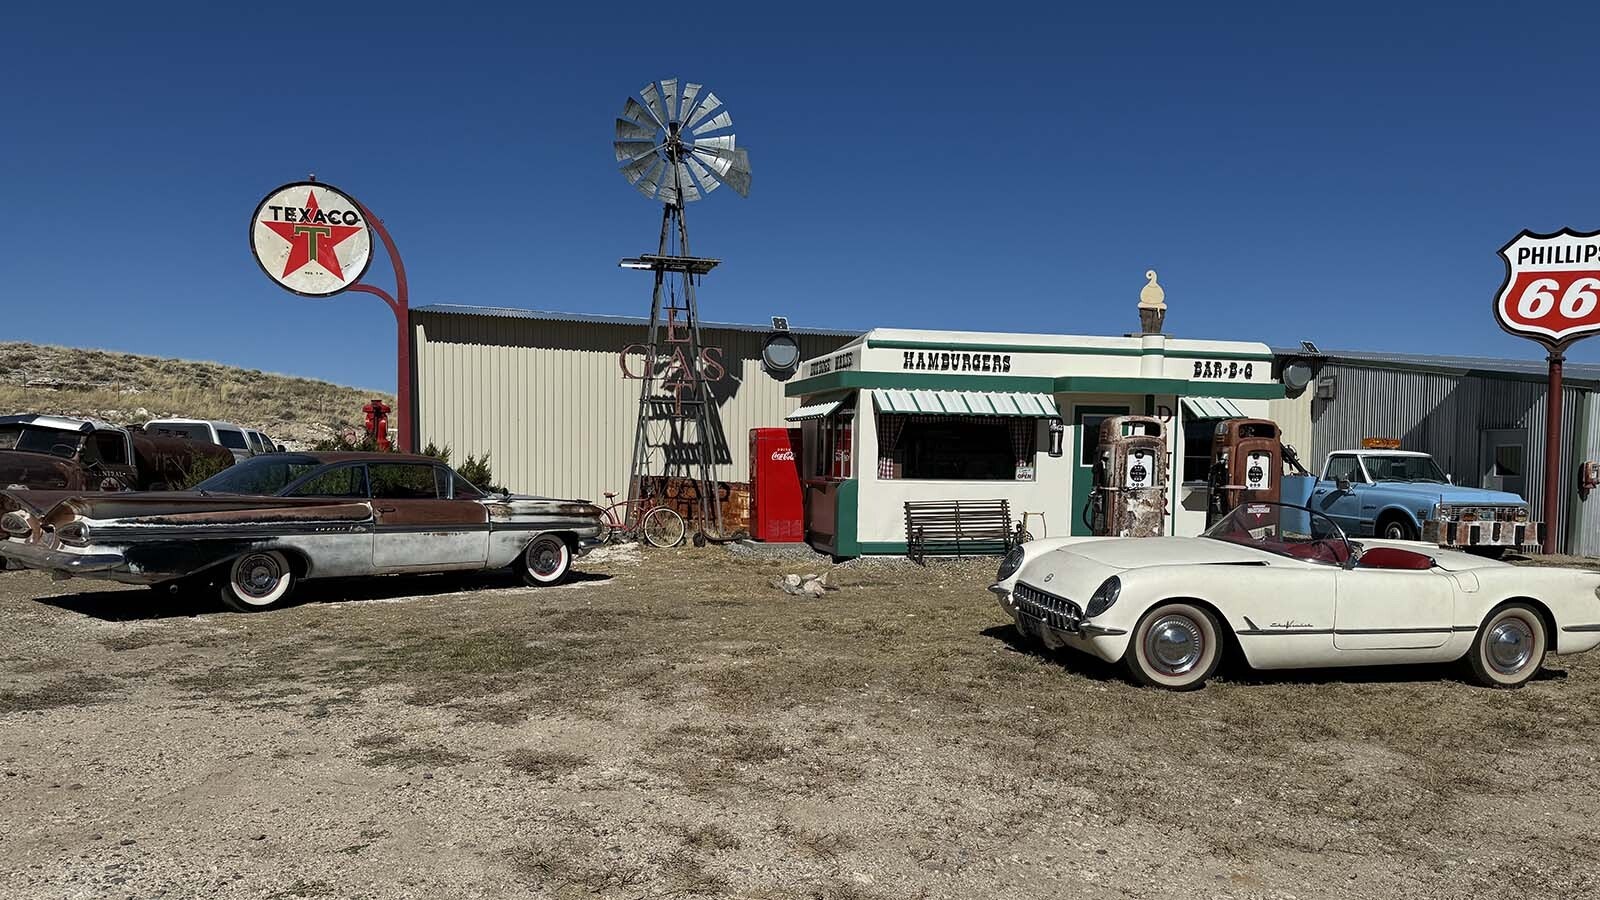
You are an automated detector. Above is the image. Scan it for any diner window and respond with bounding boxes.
[1182,418,1221,483]
[882,415,1035,480]
[812,404,855,480]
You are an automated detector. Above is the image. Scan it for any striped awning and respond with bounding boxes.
[1181,397,1246,419]
[785,399,844,422]
[872,389,1059,417]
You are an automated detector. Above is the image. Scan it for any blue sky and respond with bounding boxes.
[3,4,1599,391]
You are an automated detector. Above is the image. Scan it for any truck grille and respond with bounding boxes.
[1444,505,1524,522]
[1013,582,1082,632]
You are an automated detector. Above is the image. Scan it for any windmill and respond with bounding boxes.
[614,78,752,543]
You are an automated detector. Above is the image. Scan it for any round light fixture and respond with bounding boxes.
[761,332,801,380]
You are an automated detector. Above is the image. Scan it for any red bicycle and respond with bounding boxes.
[596,490,687,548]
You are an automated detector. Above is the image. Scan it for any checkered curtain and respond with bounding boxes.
[1009,419,1035,467]
[877,414,906,479]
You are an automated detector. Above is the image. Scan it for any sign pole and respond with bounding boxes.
[1544,347,1564,554]
[346,203,412,453]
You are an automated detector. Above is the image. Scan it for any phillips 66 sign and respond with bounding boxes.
[1494,228,1600,349]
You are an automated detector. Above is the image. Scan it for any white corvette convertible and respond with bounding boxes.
[993,501,1600,690]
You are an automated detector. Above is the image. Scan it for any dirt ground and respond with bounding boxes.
[2,545,1598,900]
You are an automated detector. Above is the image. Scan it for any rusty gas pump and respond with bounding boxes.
[1207,418,1281,523]
[363,399,392,452]
[1088,415,1169,537]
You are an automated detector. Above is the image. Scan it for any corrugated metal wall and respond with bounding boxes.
[1268,392,1314,463]
[413,310,855,504]
[1309,362,1599,554]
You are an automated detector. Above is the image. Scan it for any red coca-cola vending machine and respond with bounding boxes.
[749,427,805,542]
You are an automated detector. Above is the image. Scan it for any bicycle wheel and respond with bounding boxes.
[596,514,616,545]
[641,506,686,548]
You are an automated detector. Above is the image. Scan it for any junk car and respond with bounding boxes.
[0,452,604,611]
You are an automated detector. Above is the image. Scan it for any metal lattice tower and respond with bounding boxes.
[614,79,752,541]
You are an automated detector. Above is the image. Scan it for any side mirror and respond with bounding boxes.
[1335,477,1351,492]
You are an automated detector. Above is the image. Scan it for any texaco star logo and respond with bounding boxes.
[249,181,373,297]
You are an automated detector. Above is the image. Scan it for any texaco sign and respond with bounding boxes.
[1494,228,1600,348]
[249,181,373,297]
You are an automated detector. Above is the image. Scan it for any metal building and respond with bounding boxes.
[410,304,858,506]
[1279,348,1600,556]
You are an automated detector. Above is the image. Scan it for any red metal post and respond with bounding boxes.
[348,201,412,452]
[1544,349,1564,555]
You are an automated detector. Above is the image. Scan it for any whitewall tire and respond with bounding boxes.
[220,550,295,613]
[521,535,572,586]
[1466,602,1547,688]
[1124,602,1223,691]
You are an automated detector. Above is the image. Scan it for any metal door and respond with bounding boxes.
[1333,569,1454,650]
[369,462,488,569]
[1070,404,1129,536]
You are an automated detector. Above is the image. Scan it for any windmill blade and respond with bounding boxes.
[621,153,657,184]
[692,134,736,153]
[669,162,700,202]
[692,148,732,177]
[684,91,722,130]
[640,82,669,126]
[661,79,678,123]
[691,110,733,135]
[621,97,661,130]
[636,158,666,199]
[685,155,719,194]
[678,83,702,123]
[614,117,656,141]
[613,139,658,162]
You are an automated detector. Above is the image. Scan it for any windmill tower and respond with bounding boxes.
[614,79,752,542]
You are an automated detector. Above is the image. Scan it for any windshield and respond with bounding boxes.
[1363,454,1447,483]
[0,425,82,457]
[1203,502,1353,566]
[193,454,322,495]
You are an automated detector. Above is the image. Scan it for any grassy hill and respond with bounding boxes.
[0,342,394,448]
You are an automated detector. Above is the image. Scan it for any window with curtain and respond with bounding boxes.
[880,415,1036,480]
[811,400,856,481]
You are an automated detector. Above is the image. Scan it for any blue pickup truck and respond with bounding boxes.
[1310,449,1538,554]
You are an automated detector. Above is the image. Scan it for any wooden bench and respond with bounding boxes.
[904,499,1014,563]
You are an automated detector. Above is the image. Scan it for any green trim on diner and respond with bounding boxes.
[1161,348,1275,361]
[834,479,860,557]
[787,370,1284,400]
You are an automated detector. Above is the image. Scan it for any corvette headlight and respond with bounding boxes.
[1085,576,1121,618]
[996,546,1025,582]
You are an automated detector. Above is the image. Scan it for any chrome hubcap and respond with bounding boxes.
[530,541,563,576]
[237,555,281,599]
[1146,615,1203,675]
[1487,618,1535,674]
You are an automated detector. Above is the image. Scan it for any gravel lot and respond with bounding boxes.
[2,545,1598,900]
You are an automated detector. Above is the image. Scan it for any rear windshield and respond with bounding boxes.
[0,425,82,456]
[217,429,249,450]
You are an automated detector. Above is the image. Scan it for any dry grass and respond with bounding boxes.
[503,749,587,781]
[0,341,389,446]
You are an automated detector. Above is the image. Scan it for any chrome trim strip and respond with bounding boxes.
[1561,623,1600,633]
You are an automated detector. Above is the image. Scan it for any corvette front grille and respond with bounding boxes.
[1013,582,1082,632]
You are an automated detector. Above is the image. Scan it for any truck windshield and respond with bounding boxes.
[1364,455,1447,483]
[193,455,322,495]
[0,425,82,457]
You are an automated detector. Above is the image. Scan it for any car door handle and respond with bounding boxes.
[377,505,397,513]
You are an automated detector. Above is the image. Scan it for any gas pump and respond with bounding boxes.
[363,400,392,452]
[1207,418,1281,523]
[1087,415,1168,537]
